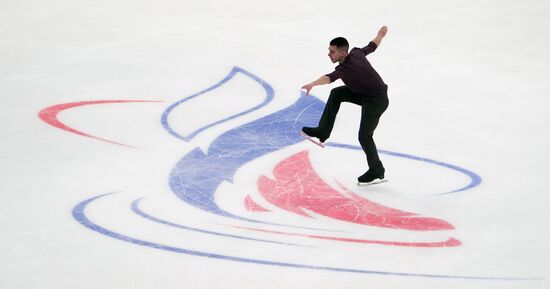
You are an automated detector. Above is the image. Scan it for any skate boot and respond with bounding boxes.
[300,127,328,148]
[357,165,387,186]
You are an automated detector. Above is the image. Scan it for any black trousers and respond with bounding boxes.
[317,86,389,170]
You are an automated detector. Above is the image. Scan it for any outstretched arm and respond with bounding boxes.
[361,26,388,55]
[372,26,388,47]
[301,75,331,96]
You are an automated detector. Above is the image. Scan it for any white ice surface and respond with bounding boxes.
[1,0,549,288]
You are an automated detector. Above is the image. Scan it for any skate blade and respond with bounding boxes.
[299,130,325,148]
[357,178,388,187]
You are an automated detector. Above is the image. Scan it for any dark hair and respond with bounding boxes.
[330,37,349,51]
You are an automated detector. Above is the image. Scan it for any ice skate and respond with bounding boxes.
[357,166,387,186]
[300,127,327,148]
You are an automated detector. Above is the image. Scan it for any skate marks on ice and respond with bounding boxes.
[38,66,537,281]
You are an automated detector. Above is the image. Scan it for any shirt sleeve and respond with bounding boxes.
[360,41,378,55]
[325,70,342,83]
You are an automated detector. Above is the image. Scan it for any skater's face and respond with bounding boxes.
[328,45,348,64]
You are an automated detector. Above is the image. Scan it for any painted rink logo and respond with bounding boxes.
[39,66,537,281]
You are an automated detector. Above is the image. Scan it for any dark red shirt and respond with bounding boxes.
[326,41,388,97]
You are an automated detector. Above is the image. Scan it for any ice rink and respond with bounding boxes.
[1,0,549,288]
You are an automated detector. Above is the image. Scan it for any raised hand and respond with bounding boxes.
[377,26,388,39]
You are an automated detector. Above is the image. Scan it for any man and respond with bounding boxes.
[301,26,389,185]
